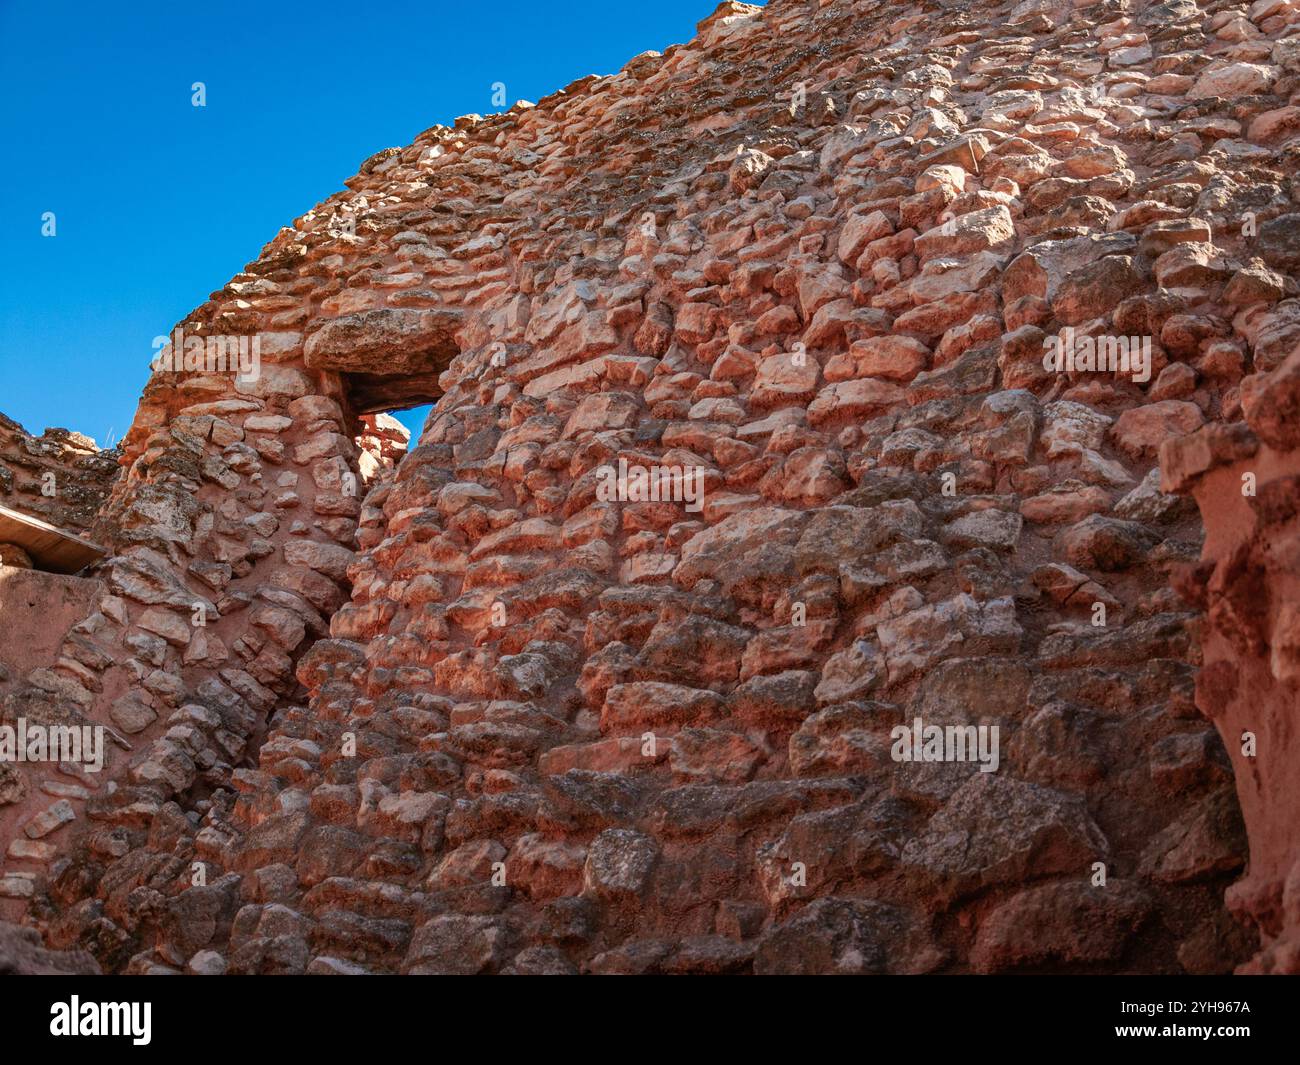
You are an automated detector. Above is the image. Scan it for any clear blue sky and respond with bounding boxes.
[0,0,736,445]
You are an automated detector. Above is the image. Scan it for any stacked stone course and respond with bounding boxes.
[4,0,1300,974]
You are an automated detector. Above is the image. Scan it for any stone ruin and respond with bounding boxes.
[2,0,1300,976]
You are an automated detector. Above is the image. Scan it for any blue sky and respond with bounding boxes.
[0,0,736,444]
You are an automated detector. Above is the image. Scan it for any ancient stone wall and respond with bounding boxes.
[4,0,1300,974]
[0,389,406,925]
[1161,341,1300,974]
[0,413,120,541]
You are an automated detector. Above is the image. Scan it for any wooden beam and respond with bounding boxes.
[0,505,107,574]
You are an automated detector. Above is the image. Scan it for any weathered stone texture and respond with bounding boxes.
[5,0,1300,975]
[0,413,120,535]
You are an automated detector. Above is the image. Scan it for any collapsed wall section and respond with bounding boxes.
[1,364,409,917]
[1161,344,1300,974]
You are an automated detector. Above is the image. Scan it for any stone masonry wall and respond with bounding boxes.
[1161,341,1300,974]
[0,413,120,540]
[6,0,1300,974]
